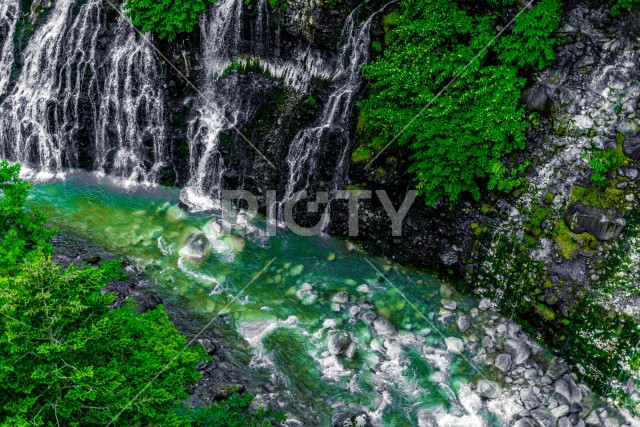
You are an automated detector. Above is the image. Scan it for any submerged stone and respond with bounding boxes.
[179,232,211,263]
[445,337,464,354]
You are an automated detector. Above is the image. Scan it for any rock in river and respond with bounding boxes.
[179,232,211,263]
[494,353,512,373]
[476,380,500,399]
[554,374,583,405]
[373,316,397,337]
[504,339,531,365]
[327,331,352,355]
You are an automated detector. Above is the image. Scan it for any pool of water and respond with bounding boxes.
[26,172,563,426]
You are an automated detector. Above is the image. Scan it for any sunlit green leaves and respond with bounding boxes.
[124,0,216,42]
[356,0,529,205]
[497,0,564,70]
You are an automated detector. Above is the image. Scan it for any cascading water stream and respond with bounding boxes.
[93,18,168,185]
[181,0,335,210]
[0,0,18,97]
[181,0,245,210]
[0,0,82,176]
[0,0,167,183]
[281,4,382,206]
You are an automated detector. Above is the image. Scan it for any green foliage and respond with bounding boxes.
[307,95,316,106]
[0,255,207,426]
[587,143,629,186]
[0,161,55,272]
[610,0,640,15]
[356,0,528,206]
[177,393,285,426]
[497,0,564,70]
[123,0,216,42]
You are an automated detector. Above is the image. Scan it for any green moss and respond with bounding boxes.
[480,204,491,215]
[534,303,556,322]
[544,192,555,204]
[382,11,400,30]
[553,220,597,260]
[471,222,488,237]
[572,183,625,210]
[535,303,555,321]
[588,138,630,186]
[307,95,316,106]
[527,206,549,237]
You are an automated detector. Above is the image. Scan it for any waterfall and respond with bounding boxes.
[180,0,245,210]
[282,5,380,204]
[93,18,168,185]
[0,0,18,97]
[0,0,81,176]
[0,0,167,183]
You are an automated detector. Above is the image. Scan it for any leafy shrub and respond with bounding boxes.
[124,0,215,42]
[610,0,640,15]
[0,254,209,426]
[0,161,55,272]
[497,0,564,70]
[587,143,629,186]
[178,393,286,426]
[356,0,528,205]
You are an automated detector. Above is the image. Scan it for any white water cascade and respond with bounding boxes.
[0,0,18,97]
[93,18,168,185]
[181,0,335,209]
[0,0,167,183]
[181,0,246,209]
[282,5,382,204]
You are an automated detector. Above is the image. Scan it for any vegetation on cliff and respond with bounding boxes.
[124,0,215,41]
[355,0,563,206]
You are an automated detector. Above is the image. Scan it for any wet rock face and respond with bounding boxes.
[623,136,640,160]
[565,204,627,241]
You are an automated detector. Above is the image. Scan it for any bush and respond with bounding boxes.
[356,0,528,205]
[497,0,564,70]
[0,161,55,272]
[178,393,286,426]
[610,0,640,15]
[123,0,216,42]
